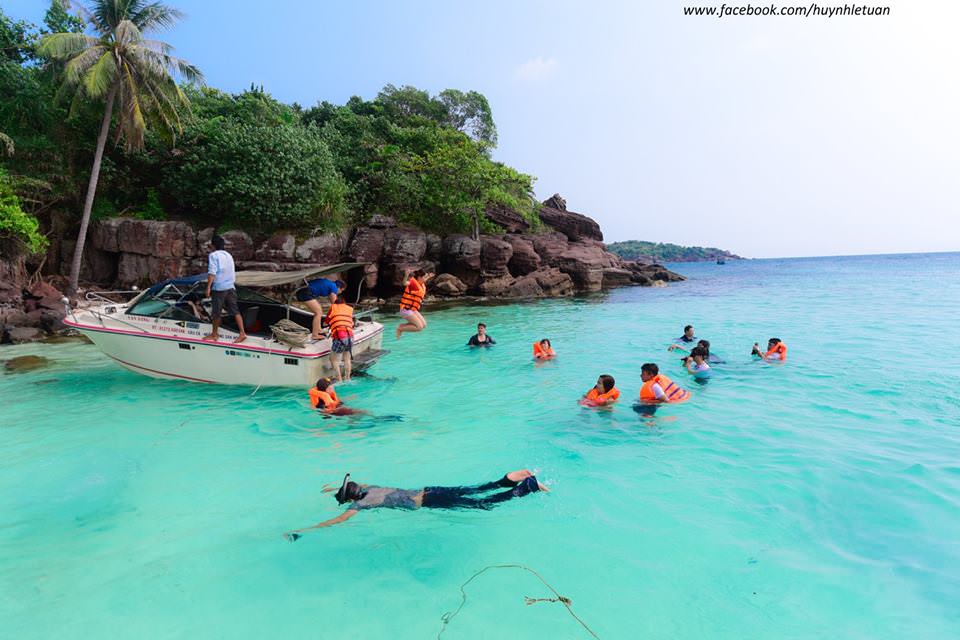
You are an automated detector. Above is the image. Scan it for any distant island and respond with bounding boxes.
[606,240,743,263]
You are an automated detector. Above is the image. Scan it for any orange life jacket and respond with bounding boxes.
[533,342,555,358]
[639,374,690,403]
[399,278,425,311]
[326,303,354,339]
[764,342,787,361]
[309,387,340,410]
[587,387,620,404]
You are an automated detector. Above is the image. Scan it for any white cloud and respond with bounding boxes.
[514,56,557,82]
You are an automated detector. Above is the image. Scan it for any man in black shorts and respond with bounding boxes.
[203,235,247,343]
[284,469,547,538]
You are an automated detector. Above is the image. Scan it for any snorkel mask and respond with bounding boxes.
[334,473,352,504]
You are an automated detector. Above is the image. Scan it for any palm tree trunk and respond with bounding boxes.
[68,82,118,296]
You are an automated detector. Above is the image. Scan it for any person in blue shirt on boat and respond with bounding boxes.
[203,235,247,343]
[295,276,345,340]
[284,469,547,537]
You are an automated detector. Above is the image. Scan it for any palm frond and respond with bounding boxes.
[131,2,184,32]
[118,61,147,150]
[83,51,118,98]
[128,43,203,84]
[63,45,107,87]
[114,19,143,46]
[37,33,101,61]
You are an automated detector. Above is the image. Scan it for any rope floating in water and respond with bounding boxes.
[437,564,600,639]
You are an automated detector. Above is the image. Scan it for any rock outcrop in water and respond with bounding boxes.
[0,195,685,342]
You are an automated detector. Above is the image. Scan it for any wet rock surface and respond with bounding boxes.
[3,354,50,373]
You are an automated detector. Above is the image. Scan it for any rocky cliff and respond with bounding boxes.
[1,195,684,342]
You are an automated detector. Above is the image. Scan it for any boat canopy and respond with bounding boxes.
[146,262,367,294]
[234,263,366,287]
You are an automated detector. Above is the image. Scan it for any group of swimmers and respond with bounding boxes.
[287,278,789,537]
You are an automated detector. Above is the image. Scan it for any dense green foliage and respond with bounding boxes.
[166,109,348,229]
[0,168,48,254]
[0,4,537,240]
[606,240,741,262]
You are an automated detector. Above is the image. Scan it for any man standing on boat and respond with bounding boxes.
[203,235,247,344]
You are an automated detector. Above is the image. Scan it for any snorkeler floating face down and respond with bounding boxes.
[284,470,547,538]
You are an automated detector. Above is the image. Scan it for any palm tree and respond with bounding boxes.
[38,0,201,295]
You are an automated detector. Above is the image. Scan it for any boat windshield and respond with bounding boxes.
[126,282,205,322]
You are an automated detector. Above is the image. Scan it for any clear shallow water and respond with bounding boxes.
[2,252,960,639]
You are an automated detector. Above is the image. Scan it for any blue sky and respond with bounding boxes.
[7,0,959,257]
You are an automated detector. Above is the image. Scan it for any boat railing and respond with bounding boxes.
[354,306,379,320]
[85,289,142,305]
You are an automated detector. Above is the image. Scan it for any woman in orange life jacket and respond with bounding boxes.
[396,269,433,340]
[326,296,355,382]
[309,377,366,416]
[752,337,788,362]
[580,374,621,407]
[533,338,556,360]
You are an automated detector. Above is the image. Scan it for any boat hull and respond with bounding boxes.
[65,313,384,387]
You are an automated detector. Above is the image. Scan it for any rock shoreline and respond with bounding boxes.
[1,194,685,343]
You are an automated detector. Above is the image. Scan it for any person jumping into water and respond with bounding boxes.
[284,469,547,538]
[396,269,433,339]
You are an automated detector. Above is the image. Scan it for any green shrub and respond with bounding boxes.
[165,120,349,230]
[0,168,47,254]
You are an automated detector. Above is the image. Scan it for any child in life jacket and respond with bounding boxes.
[580,374,621,407]
[752,338,787,362]
[638,363,691,404]
[533,339,556,360]
[309,378,366,416]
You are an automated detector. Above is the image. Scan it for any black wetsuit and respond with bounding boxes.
[467,334,496,347]
[349,476,539,511]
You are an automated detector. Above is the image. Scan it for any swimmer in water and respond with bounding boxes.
[752,338,787,362]
[309,377,366,416]
[284,469,548,537]
[467,322,496,347]
[580,374,621,406]
[533,338,555,360]
[670,338,725,364]
[684,346,711,379]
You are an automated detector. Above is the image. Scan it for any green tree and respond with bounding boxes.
[42,0,86,35]
[403,129,535,238]
[38,0,200,294]
[166,120,348,230]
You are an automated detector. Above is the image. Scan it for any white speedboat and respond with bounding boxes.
[64,263,386,387]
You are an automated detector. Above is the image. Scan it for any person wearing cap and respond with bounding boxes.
[296,276,346,340]
[284,469,548,538]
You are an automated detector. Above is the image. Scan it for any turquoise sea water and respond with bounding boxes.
[2,252,960,639]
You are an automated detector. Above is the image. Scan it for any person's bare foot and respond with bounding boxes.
[395,325,402,340]
[202,333,218,342]
[233,334,248,344]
